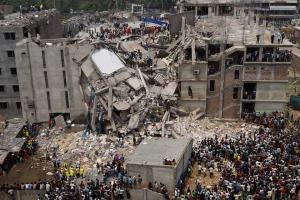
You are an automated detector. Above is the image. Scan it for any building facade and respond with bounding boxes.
[0,5,13,15]
[181,0,298,25]
[0,9,63,119]
[15,39,92,123]
[178,16,292,118]
[126,138,193,192]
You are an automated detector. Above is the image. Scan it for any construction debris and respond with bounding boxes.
[37,128,136,170]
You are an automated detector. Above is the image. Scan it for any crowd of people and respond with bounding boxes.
[177,112,300,199]
[1,153,133,199]
[86,21,168,42]
[2,111,300,200]
[275,49,292,62]
[1,122,39,176]
[246,48,291,63]
[246,50,259,62]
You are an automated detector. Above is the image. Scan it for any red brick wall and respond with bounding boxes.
[224,66,243,86]
[274,65,288,80]
[206,76,220,115]
[260,66,272,80]
[244,65,257,80]
[206,95,219,115]
[223,105,240,118]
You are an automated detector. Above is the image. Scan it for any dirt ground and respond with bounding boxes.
[185,164,221,192]
[0,152,54,185]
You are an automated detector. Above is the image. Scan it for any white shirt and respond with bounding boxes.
[45,183,50,192]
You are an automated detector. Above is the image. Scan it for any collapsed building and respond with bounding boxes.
[170,15,292,118]
[80,40,179,134]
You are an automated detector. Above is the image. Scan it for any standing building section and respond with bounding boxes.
[0,9,63,119]
[126,138,193,192]
[178,16,292,118]
[181,0,298,25]
[15,39,92,123]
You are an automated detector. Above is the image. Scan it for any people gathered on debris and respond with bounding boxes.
[176,111,300,199]
[86,21,168,41]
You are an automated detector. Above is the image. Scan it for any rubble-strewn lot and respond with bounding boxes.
[168,117,259,142]
[36,128,135,170]
[35,117,259,174]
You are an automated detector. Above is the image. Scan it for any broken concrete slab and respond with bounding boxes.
[113,101,131,111]
[92,49,125,76]
[125,77,143,91]
[55,115,66,128]
[127,113,140,130]
[161,82,178,97]
[120,41,148,58]
[154,73,166,86]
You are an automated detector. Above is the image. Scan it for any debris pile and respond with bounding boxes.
[167,117,260,142]
[36,128,135,169]
[81,42,180,137]
[1,9,58,27]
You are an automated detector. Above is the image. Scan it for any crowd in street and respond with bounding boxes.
[177,112,300,199]
[0,153,132,199]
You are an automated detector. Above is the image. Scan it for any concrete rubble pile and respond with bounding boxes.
[166,117,260,142]
[1,9,58,27]
[36,128,135,170]
[81,39,182,138]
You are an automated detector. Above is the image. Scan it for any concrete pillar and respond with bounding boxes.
[249,11,254,25]
[258,47,263,61]
[219,44,225,118]
[108,86,113,119]
[255,15,260,26]
[257,66,261,80]
[208,7,212,17]
[195,6,198,18]
[260,29,265,44]
[216,5,219,16]
[250,21,254,33]
[192,38,196,65]
[179,4,184,13]
[249,12,254,32]
[257,27,265,44]
[263,20,267,28]
[181,16,186,44]
[245,16,249,27]
[234,6,237,17]
[240,8,245,23]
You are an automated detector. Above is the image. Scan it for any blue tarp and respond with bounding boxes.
[290,95,300,110]
[143,17,168,26]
